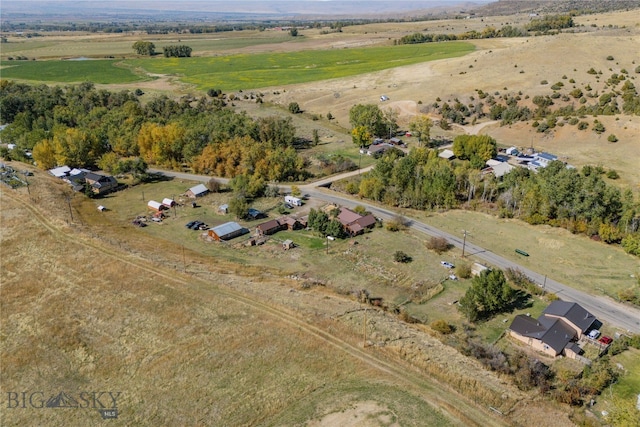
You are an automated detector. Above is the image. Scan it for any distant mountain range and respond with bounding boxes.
[0,1,492,22]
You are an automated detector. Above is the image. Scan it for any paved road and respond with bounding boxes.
[149,167,640,334]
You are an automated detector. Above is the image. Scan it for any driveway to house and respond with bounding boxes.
[149,167,640,334]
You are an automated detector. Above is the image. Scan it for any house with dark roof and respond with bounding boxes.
[508,301,599,358]
[255,217,303,236]
[256,219,282,236]
[337,207,377,236]
[84,172,118,195]
[541,300,600,338]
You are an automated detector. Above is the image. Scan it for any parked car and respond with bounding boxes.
[185,221,196,228]
[440,261,455,269]
[588,329,600,340]
[598,336,613,345]
[190,221,203,230]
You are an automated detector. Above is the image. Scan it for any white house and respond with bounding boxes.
[528,152,558,171]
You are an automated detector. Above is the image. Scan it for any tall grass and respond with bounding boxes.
[0,59,147,84]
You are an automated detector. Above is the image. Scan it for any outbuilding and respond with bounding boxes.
[186,184,209,198]
[162,198,176,208]
[208,222,248,241]
[148,200,166,211]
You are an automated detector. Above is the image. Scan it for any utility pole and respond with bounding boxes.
[363,308,367,348]
[462,230,468,257]
[66,196,74,222]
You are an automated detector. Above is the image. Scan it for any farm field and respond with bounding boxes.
[0,59,148,84]
[1,41,475,90]
[125,42,474,91]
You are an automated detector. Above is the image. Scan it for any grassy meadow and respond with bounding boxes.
[126,42,474,91]
[1,41,474,90]
[420,210,640,299]
[0,59,148,84]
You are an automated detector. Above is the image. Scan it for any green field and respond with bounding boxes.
[0,34,294,60]
[0,59,148,84]
[125,42,474,91]
[0,42,473,89]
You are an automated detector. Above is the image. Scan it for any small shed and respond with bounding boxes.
[147,200,166,211]
[282,239,294,250]
[218,204,229,214]
[208,222,248,241]
[162,198,176,208]
[186,184,209,198]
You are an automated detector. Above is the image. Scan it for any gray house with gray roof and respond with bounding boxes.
[509,301,599,357]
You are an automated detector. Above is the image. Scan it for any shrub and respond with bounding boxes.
[288,102,301,114]
[426,237,450,254]
[607,134,618,142]
[540,80,548,85]
[578,121,589,130]
[593,121,605,134]
[206,178,221,193]
[606,55,614,61]
[456,262,472,279]
[431,319,455,334]
[606,170,619,179]
[394,251,412,263]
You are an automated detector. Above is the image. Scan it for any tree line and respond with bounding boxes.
[0,80,306,184]
[397,14,576,46]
